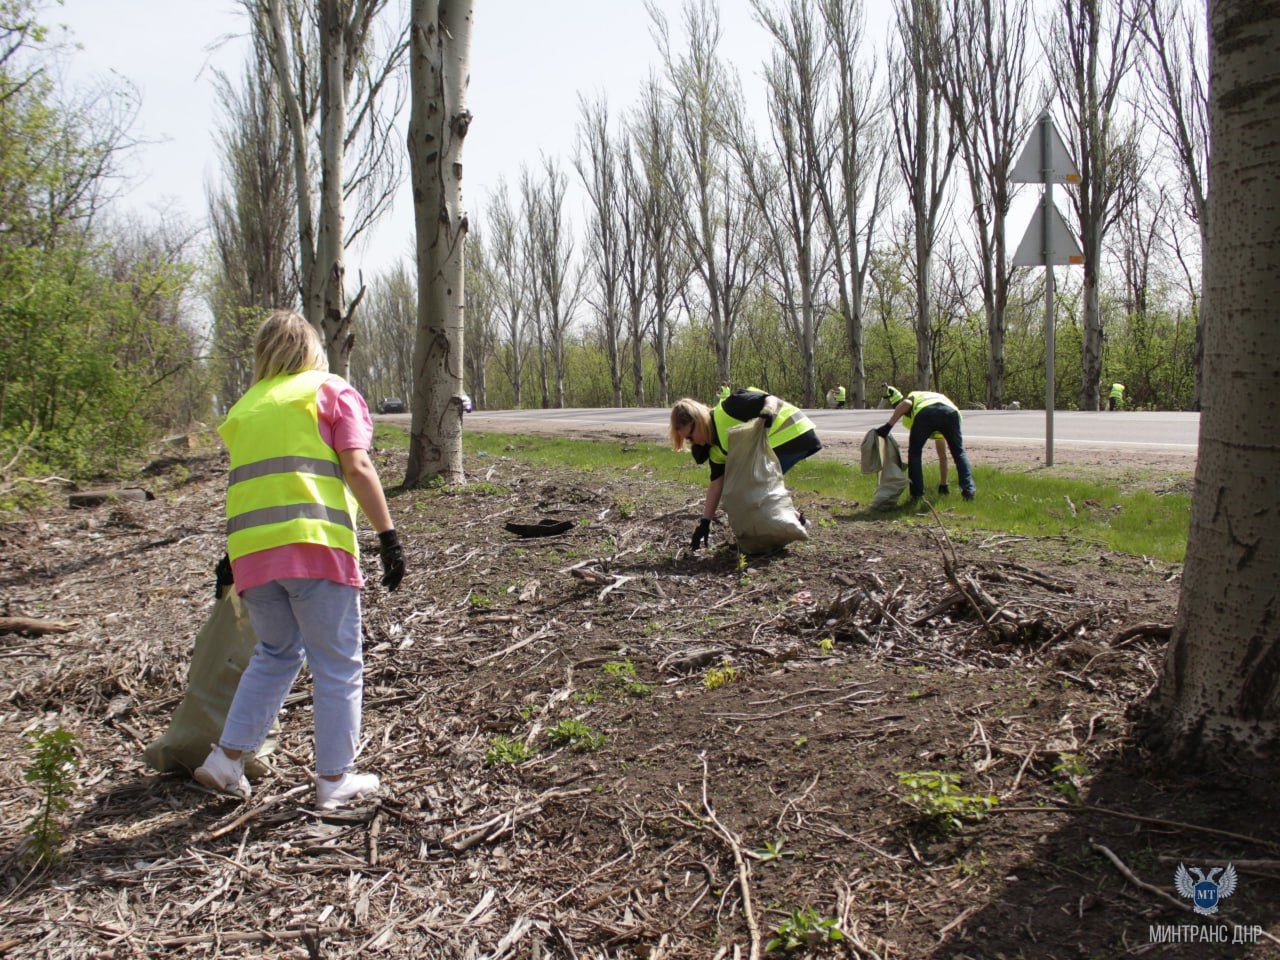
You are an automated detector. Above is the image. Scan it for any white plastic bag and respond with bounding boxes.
[860,429,908,510]
[720,419,809,553]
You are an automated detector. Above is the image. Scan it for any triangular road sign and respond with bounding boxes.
[1010,117,1079,184]
[1012,197,1084,267]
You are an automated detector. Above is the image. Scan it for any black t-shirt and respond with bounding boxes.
[704,390,821,480]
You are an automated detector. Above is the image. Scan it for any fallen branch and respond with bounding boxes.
[440,787,591,853]
[909,591,965,627]
[989,804,1280,851]
[202,784,311,840]
[695,754,761,960]
[1112,623,1173,648]
[0,617,78,637]
[1091,841,1189,913]
[152,925,348,948]
[467,623,555,666]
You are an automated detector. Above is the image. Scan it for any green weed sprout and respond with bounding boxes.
[703,661,738,690]
[24,727,78,865]
[485,735,536,766]
[1052,753,1089,802]
[547,719,605,752]
[897,771,997,836]
[765,906,845,953]
[603,659,652,698]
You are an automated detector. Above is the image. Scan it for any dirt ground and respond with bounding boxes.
[0,436,1274,959]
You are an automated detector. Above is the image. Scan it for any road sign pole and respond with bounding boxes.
[1012,110,1080,468]
[1041,115,1055,468]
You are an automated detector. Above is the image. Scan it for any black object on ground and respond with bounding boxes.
[504,518,574,538]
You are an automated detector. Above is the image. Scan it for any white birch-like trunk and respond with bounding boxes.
[263,0,318,322]
[1148,0,1280,759]
[318,0,351,377]
[405,0,471,486]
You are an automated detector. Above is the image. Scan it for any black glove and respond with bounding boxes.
[875,423,893,438]
[759,409,775,428]
[938,483,950,495]
[378,529,405,591]
[690,517,712,551]
[215,554,234,600]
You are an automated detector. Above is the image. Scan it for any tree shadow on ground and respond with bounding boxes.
[2,774,233,906]
[833,504,917,524]
[926,746,1280,960]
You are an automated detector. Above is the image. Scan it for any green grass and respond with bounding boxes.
[374,425,1190,562]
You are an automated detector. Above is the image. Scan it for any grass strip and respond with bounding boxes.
[375,425,1189,563]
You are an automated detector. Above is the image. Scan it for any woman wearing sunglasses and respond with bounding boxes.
[669,388,820,550]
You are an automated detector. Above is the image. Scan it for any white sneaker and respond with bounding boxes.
[315,771,380,810]
[194,745,251,799]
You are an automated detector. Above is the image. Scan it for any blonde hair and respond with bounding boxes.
[253,310,328,383]
[669,398,712,451]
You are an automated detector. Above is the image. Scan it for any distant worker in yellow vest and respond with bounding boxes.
[877,385,975,501]
[834,385,847,409]
[196,310,405,810]
[670,389,821,550]
[715,383,731,405]
[1108,382,1125,411]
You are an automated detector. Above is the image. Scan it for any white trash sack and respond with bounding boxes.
[720,419,809,554]
[860,429,909,510]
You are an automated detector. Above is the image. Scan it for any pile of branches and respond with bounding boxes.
[784,517,1168,674]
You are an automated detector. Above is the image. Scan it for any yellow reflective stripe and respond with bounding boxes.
[227,502,355,535]
[226,473,354,517]
[708,401,813,465]
[228,455,344,486]
[227,516,358,559]
[771,411,802,434]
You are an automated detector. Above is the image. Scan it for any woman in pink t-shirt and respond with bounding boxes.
[195,311,406,810]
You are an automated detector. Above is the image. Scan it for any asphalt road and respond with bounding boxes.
[444,407,1200,452]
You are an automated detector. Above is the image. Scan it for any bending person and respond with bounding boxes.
[876,385,975,502]
[670,388,820,550]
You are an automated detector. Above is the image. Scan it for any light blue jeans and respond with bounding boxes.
[220,578,363,777]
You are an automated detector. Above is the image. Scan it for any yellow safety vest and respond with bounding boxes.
[709,391,814,467]
[715,385,731,404]
[902,391,958,436]
[218,370,360,562]
[834,386,846,402]
[1109,383,1125,400]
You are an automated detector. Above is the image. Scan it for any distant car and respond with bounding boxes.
[377,397,406,414]
[461,392,474,414]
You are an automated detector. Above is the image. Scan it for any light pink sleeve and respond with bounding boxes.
[316,378,374,452]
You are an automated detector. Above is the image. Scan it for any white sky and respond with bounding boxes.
[61,0,1039,287]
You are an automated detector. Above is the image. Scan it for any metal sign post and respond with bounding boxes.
[1043,125,1056,466]
[1011,112,1083,467]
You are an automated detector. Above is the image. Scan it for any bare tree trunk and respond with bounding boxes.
[317,0,351,376]
[651,0,752,390]
[262,0,317,320]
[255,0,402,380]
[818,0,889,410]
[1136,0,1208,409]
[930,0,1031,410]
[404,0,471,487]
[1048,0,1138,411]
[1147,0,1280,760]
[575,97,626,408]
[488,184,525,407]
[893,0,957,393]
[751,0,830,410]
[636,78,682,408]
